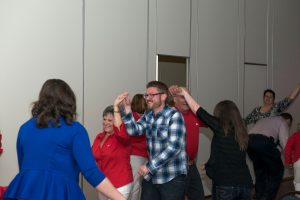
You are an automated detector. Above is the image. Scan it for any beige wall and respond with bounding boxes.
[273,0,300,132]
[82,0,149,198]
[0,0,84,185]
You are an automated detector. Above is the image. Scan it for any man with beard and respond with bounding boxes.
[115,81,188,200]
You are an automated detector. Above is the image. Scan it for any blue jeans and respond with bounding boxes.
[141,175,186,200]
[212,185,252,200]
[282,195,300,200]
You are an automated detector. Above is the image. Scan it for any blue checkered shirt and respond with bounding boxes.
[123,105,188,184]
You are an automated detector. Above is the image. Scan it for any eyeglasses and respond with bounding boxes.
[143,92,164,99]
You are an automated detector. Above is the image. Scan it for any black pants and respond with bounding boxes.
[247,134,284,200]
[141,175,186,200]
[185,163,205,200]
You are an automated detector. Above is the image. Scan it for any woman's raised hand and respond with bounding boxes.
[114,92,129,107]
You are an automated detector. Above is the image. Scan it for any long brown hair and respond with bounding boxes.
[213,100,248,151]
[31,79,77,128]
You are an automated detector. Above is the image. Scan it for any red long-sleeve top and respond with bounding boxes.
[92,125,133,188]
[181,109,207,161]
[129,112,148,158]
[285,131,300,165]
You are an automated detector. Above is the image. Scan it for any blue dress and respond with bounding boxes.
[4,118,105,200]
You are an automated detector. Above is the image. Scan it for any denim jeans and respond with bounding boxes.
[282,195,300,200]
[141,174,186,200]
[212,185,252,200]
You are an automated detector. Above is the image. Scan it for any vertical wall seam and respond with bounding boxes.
[146,0,150,83]
[80,0,86,190]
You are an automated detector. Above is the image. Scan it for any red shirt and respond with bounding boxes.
[0,134,6,199]
[0,186,8,200]
[129,112,148,158]
[285,131,300,165]
[181,109,207,161]
[92,125,133,188]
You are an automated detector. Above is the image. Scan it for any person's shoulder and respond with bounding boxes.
[273,116,291,129]
[275,115,287,122]
[262,116,285,125]
[164,105,181,115]
[181,109,198,119]
[291,131,300,137]
[166,107,186,122]
[94,131,105,140]
[260,115,279,121]
[17,118,37,139]
[20,118,36,129]
[276,96,290,103]
[70,120,83,127]
[248,106,261,113]
[70,121,87,131]
[63,120,88,136]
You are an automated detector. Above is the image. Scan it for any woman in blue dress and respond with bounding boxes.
[4,79,125,200]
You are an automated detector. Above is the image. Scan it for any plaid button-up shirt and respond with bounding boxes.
[123,106,188,184]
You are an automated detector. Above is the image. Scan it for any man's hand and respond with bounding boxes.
[114,92,132,114]
[200,164,206,171]
[169,85,180,96]
[169,85,188,97]
[138,164,149,177]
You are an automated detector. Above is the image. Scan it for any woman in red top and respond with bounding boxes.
[92,105,133,200]
[127,94,148,200]
[285,131,300,193]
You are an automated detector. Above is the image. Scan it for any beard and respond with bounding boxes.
[147,99,162,111]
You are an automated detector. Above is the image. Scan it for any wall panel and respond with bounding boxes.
[83,0,149,198]
[245,0,269,64]
[0,0,83,184]
[157,0,190,57]
[191,0,241,195]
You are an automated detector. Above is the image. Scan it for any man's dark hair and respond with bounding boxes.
[280,112,293,123]
[146,80,169,94]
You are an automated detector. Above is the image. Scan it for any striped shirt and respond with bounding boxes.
[123,105,188,184]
